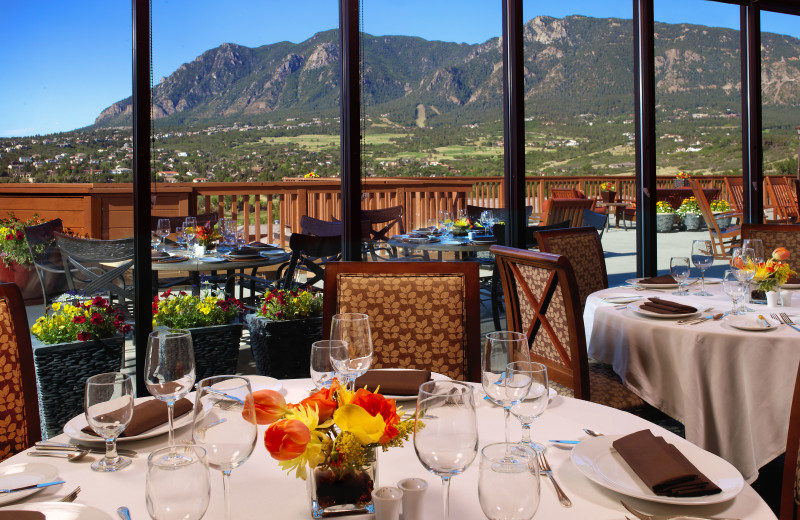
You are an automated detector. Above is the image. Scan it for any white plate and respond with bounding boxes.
[259,250,287,257]
[627,300,698,319]
[198,256,225,263]
[600,293,642,305]
[0,502,112,519]
[689,277,722,284]
[724,315,778,331]
[571,434,744,505]
[782,283,800,290]
[0,463,59,506]
[245,375,283,392]
[64,395,196,443]
[625,278,679,289]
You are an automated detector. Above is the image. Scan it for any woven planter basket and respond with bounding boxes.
[246,314,323,379]
[188,323,244,382]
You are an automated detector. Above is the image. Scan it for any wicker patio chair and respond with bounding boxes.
[689,179,741,260]
[22,218,72,305]
[780,362,800,520]
[741,224,800,257]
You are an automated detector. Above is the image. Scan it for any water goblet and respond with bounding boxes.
[669,257,691,295]
[414,381,478,520]
[482,331,530,446]
[151,231,161,251]
[722,269,745,315]
[691,239,714,296]
[146,445,210,520]
[508,362,548,453]
[156,219,171,252]
[145,329,195,456]
[478,443,540,520]
[193,376,257,520]
[438,210,453,236]
[329,313,373,391]
[480,210,494,234]
[731,246,757,311]
[310,340,343,389]
[184,217,198,257]
[85,372,134,472]
[175,225,186,252]
[742,239,765,265]
[427,218,439,237]
[236,228,247,249]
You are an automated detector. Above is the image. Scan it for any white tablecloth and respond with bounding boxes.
[584,283,800,483]
[0,378,776,519]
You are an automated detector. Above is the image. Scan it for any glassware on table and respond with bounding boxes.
[478,443,540,520]
[438,210,453,236]
[84,372,134,472]
[146,445,210,520]
[722,269,746,315]
[175,225,186,252]
[145,329,196,456]
[427,218,439,237]
[742,239,765,265]
[508,361,548,453]
[691,240,714,296]
[156,219,171,252]
[151,231,161,251]
[235,228,247,249]
[193,375,257,520]
[481,331,530,446]
[310,340,342,389]
[183,217,198,257]
[414,380,478,520]
[731,246,757,311]
[669,256,691,295]
[457,208,468,220]
[480,211,494,235]
[329,313,373,391]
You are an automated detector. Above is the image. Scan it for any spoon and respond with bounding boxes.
[28,449,91,462]
[117,506,132,520]
[583,428,603,437]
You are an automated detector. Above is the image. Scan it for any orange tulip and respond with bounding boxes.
[252,389,288,425]
[264,419,311,461]
[293,383,339,422]
[730,256,745,269]
[772,247,790,261]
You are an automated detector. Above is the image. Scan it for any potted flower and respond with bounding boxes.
[676,197,702,231]
[0,213,47,300]
[246,288,323,378]
[747,247,796,304]
[674,171,690,188]
[304,172,320,179]
[599,181,616,203]
[194,223,221,256]
[256,380,414,516]
[30,294,131,437]
[710,199,733,229]
[153,288,244,381]
[656,201,676,233]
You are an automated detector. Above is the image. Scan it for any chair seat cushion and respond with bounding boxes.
[548,362,646,412]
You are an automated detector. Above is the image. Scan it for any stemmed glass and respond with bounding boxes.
[144,329,196,456]
[508,361,548,453]
[85,372,134,472]
[329,313,373,391]
[414,381,478,520]
[193,376,257,520]
[175,225,186,253]
[480,210,494,235]
[731,246,757,311]
[184,217,198,257]
[146,445,210,520]
[478,443,540,520]
[156,219,171,252]
[438,210,453,237]
[310,340,342,389]
[482,331,530,446]
[722,269,746,315]
[669,257,691,296]
[691,240,714,296]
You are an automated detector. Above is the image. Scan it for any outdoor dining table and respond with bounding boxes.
[584,281,800,483]
[387,234,496,260]
[0,377,776,519]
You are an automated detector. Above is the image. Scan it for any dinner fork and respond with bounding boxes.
[537,451,571,507]
[773,313,800,333]
[621,500,740,520]
[59,486,81,502]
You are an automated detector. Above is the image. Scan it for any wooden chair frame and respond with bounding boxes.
[689,179,741,260]
[766,176,799,223]
[539,198,595,227]
[724,176,745,214]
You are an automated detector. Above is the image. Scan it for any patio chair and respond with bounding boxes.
[689,179,741,260]
[581,209,608,239]
[724,176,745,214]
[0,282,41,459]
[22,218,72,305]
[490,246,646,411]
[538,198,595,227]
[741,224,800,257]
[322,261,481,382]
[549,188,585,199]
[765,176,799,223]
[780,362,800,520]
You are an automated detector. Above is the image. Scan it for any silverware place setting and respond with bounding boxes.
[622,500,741,520]
[771,312,800,333]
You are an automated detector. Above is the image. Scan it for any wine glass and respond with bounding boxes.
[722,269,745,315]
[691,240,714,296]
[438,210,453,236]
[508,361,548,453]
[310,340,342,389]
[236,228,247,249]
[156,219,171,252]
[85,372,134,472]
[414,381,478,520]
[175,225,186,252]
[742,239,765,265]
[193,376,258,520]
[731,246,757,311]
[669,257,691,296]
[329,313,373,391]
[145,329,196,456]
[480,210,494,235]
[482,331,530,446]
[146,445,210,520]
[151,231,161,251]
[478,443,540,520]
[184,217,198,257]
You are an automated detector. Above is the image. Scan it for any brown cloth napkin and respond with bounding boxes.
[638,274,677,285]
[787,276,800,285]
[639,297,697,315]
[83,398,193,437]
[151,250,171,259]
[354,370,432,396]
[612,430,722,497]
[0,513,45,520]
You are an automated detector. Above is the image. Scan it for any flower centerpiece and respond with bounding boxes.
[255,380,414,517]
[31,295,131,344]
[195,223,221,252]
[676,197,702,230]
[451,217,482,236]
[655,201,676,233]
[751,247,796,296]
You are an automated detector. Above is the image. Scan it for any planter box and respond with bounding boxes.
[713,213,732,230]
[246,314,323,379]
[683,213,702,231]
[189,323,244,382]
[673,178,689,188]
[600,190,617,203]
[656,213,676,233]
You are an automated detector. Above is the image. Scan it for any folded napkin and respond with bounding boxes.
[639,297,697,315]
[637,274,677,285]
[83,397,193,437]
[151,250,171,259]
[153,255,187,263]
[612,430,722,497]
[247,241,276,249]
[354,369,432,396]
[0,513,45,520]
[231,246,260,256]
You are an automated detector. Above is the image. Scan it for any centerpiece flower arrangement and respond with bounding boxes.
[750,247,796,294]
[656,201,674,213]
[31,295,131,344]
[600,182,614,192]
[256,288,323,320]
[0,213,45,268]
[676,197,700,217]
[195,223,221,248]
[451,216,482,236]
[152,288,243,328]
[710,199,730,212]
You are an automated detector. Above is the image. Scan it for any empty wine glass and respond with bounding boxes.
[669,257,691,295]
[438,210,453,236]
[146,445,210,520]
[145,329,196,457]
[742,239,765,265]
[156,219,171,252]
[731,246,756,311]
[414,381,478,520]
[478,443,540,520]
[193,376,257,520]
[482,331,530,445]
[184,217,197,257]
[175,225,186,252]
[85,372,134,472]
[329,313,373,391]
[508,362,548,453]
[310,340,342,389]
[691,240,714,296]
[722,269,745,315]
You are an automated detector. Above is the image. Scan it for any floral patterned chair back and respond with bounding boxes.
[781,362,800,520]
[742,224,800,261]
[0,282,41,458]
[322,262,481,382]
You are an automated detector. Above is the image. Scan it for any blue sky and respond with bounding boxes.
[1,0,798,137]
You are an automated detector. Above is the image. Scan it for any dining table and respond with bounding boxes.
[0,377,777,519]
[584,279,800,483]
[387,234,496,261]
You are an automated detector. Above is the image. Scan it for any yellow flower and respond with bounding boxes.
[333,404,386,445]
[275,405,330,480]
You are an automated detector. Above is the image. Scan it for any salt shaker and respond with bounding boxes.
[397,477,428,520]
[372,486,404,520]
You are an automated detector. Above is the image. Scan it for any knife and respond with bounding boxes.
[549,439,581,445]
[757,314,771,328]
[35,442,137,457]
[1,480,65,494]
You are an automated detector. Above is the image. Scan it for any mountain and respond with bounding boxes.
[94,15,800,128]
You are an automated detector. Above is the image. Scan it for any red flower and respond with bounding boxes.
[152,302,159,313]
[294,381,340,422]
[121,324,132,333]
[15,231,23,240]
[264,419,311,461]
[92,296,107,307]
[73,315,86,324]
[77,331,90,341]
[5,234,12,241]
[90,312,103,325]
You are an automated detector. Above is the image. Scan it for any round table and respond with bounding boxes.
[387,235,495,260]
[0,378,776,519]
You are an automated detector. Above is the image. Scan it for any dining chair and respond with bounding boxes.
[689,178,741,260]
[322,261,481,382]
[538,198,595,227]
[549,188,583,199]
[780,362,800,520]
[22,217,72,305]
[741,224,800,257]
[490,246,646,411]
[581,209,608,239]
[0,282,41,459]
[724,176,745,214]
[765,176,799,223]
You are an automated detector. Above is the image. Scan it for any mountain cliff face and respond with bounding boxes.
[95,16,800,127]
